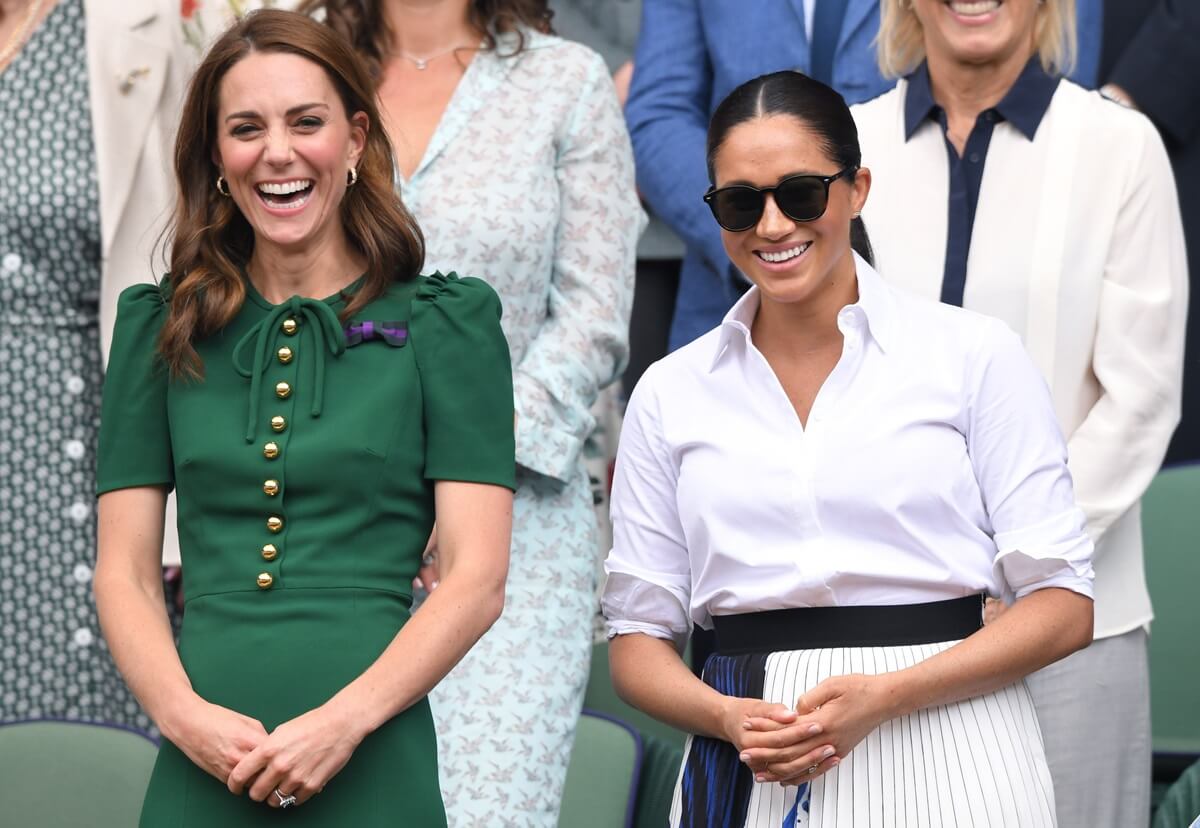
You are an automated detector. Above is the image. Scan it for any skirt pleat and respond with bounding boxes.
[670,640,1057,827]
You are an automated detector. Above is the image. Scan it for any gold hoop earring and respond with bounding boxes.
[216,175,231,197]
[347,167,358,187]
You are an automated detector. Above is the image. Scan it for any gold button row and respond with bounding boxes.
[259,320,297,590]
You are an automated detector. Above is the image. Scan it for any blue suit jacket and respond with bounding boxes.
[626,0,1103,350]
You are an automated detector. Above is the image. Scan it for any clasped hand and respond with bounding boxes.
[170,696,363,809]
[730,673,894,786]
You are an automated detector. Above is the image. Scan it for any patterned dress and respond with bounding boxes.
[396,32,643,826]
[0,0,153,731]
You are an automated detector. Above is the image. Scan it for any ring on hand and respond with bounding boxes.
[273,788,298,808]
[421,551,436,566]
[806,764,820,775]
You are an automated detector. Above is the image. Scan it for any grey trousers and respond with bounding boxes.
[1026,627,1151,828]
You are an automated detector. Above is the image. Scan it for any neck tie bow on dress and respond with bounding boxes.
[232,295,347,443]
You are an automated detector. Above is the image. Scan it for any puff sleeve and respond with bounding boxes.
[96,284,174,495]
[410,272,517,491]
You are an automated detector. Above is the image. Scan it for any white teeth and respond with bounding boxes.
[757,242,811,263]
[256,180,313,195]
[259,189,313,211]
[948,0,1000,15]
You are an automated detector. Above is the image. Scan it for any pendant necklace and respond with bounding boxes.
[390,42,473,71]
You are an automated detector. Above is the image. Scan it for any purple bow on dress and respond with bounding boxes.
[344,320,408,347]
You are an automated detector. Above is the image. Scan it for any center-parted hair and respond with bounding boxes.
[706,71,873,265]
[160,9,425,379]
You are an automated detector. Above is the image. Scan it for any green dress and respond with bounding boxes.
[96,272,516,826]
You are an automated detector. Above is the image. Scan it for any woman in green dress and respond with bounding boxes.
[92,10,515,825]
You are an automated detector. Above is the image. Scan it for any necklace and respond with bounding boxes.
[388,42,473,71]
[0,0,45,70]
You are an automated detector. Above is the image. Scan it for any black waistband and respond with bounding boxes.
[711,595,984,655]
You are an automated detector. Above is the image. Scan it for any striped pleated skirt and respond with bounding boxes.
[670,599,1058,827]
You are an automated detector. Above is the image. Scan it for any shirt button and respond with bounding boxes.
[64,439,85,460]
[2,252,21,272]
[72,564,92,584]
[66,376,85,395]
[263,441,280,459]
[263,479,280,497]
[969,152,981,163]
[270,415,287,433]
[267,515,284,533]
[73,628,94,647]
[275,381,292,399]
[261,543,279,561]
[257,572,274,589]
[68,502,91,523]
[281,318,298,335]
[277,346,294,364]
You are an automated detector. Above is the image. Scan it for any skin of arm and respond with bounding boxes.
[226,479,512,805]
[94,487,270,784]
[609,633,836,775]
[740,587,1093,784]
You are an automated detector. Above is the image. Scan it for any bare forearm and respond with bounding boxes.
[94,569,196,738]
[330,570,505,738]
[883,589,1093,719]
[609,633,732,740]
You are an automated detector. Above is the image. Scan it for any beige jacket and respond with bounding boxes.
[88,0,197,565]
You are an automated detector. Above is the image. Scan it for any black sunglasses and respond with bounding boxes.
[703,167,858,231]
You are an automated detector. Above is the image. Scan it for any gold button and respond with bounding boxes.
[263,441,280,459]
[277,346,294,364]
[263,479,279,497]
[275,381,292,399]
[261,543,278,561]
[281,318,298,335]
[267,515,284,533]
[270,415,287,433]
[257,572,274,589]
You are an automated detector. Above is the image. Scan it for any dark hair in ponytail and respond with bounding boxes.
[706,71,874,266]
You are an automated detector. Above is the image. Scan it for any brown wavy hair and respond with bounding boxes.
[160,9,424,379]
[295,0,554,83]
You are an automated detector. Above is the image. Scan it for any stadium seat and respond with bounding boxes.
[1142,464,1200,770]
[560,710,642,828]
[0,719,157,827]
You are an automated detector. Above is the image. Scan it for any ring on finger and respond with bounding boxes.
[421,551,436,566]
[273,788,298,809]
[806,763,820,775]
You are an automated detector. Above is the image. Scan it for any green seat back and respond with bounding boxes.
[633,732,685,828]
[0,720,157,827]
[1152,757,1200,828]
[1141,465,1200,756]
[559,711,640,828]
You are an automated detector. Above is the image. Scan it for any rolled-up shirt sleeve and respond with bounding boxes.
[967,320,1095,599]
[602,367,692,650]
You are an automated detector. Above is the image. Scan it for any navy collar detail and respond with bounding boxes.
[903,59,1061,142]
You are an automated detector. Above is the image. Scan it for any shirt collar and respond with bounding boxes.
[710,252,893,371]
[903,58,1060,142]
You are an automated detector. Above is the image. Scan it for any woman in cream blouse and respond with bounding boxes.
[851,0,1187,824]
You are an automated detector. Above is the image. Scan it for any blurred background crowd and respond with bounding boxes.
[1,0,1198,826]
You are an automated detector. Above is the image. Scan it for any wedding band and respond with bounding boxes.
[273,789,298,808]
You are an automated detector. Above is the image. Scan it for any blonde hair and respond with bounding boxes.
[876,0,1077,79]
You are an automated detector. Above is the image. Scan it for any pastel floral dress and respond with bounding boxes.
[397,32,642,826]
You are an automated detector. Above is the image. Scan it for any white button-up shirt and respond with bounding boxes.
[603,256,1094,648]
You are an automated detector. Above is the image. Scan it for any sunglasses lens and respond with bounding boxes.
[775,176,828,222]
[710,187,764,231]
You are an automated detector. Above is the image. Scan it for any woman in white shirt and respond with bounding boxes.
[603,71,1094,827]
[851,2,1187,824]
